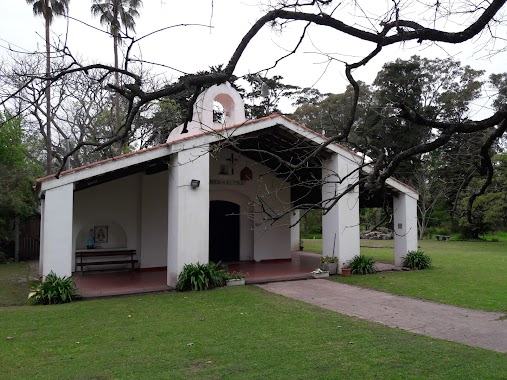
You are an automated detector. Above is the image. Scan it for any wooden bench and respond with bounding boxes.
[435,235,450,241]
[75,249,138,274]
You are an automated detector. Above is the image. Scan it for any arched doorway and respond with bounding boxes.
[209,200,240,262]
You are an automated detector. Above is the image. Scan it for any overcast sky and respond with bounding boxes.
[1,1,505,116]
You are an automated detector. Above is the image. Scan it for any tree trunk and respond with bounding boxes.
[113,32,120,139]
[45,14,52,175]
[14,218,20,263]
[113,1,121,155]
[417,209,427,239]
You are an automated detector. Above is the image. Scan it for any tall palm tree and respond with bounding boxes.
[26,0,70,175]
[91,0,142,151]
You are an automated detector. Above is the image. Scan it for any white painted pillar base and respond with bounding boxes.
[167,147,210,288]
[41,183,74,278]
[322,154,360,272]
[393,193,418,266]
[290,209,301,251]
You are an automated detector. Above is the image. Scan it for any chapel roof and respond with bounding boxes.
[36,82,417,197]
[35,113,282,186]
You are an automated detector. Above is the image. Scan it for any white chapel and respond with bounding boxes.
[36,82,418,287]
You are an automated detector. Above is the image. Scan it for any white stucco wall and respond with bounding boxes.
[41,183,74,278]
[141,171,169,268]
[322,153,360,270]
[209,149,291,262]
[62,143,292,280]
[393,192,419,266]
[252,180,291,261]
[73,174,142,270]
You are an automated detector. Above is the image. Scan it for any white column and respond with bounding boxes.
[39,199,45,277]
[393,192,418,266]
[41,183,74,278]
[290,209,301,251]
[322,154,360,272]
[167,147,210,287]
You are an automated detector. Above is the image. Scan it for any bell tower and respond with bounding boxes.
[167,82,246,142]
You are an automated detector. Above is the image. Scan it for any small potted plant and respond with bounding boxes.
[225,271,246,286]
[321,256,338,275]
[310,268,329,279]
[341,262,351,277]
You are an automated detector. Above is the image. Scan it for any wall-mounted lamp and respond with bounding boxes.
[190,179,200,189]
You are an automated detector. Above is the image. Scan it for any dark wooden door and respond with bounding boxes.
[209,201,240,262]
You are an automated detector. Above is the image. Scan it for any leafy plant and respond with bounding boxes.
[348,254,377,274]
[402,250,432,270]
[176,262,228,291]
[28,272,79,305]
[321,256,338,263]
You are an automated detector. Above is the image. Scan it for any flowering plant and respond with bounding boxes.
[342,262,350,269]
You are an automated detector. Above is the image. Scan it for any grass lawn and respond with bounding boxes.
[483,231,507,241]
[1,287,506,380]
[303,238,507,312]
[0,262,33,307]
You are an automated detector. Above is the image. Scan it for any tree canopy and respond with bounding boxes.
[0,113,42,239]
[2,0,507,225]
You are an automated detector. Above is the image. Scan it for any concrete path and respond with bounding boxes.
[258,279,507,353]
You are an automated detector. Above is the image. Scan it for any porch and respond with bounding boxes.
[73,251,321,298]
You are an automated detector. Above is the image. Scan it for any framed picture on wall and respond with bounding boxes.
[94,225,108,243]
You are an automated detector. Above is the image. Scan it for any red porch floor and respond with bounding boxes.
[228,251,321,283]
[73,251,322,298]
[73,270,171,298]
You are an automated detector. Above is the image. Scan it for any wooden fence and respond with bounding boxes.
[18,216,40,261]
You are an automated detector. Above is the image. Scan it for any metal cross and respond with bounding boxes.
[226,153,238,174]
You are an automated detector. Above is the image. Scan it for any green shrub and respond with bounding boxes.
[176,262,228,291]
[0,250,8,264]
[225,271,245,280]
[402,250,432,270]
[348,254,377,274]
[28,272,79,305]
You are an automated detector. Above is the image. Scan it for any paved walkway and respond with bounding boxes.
[258,279,507,353]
